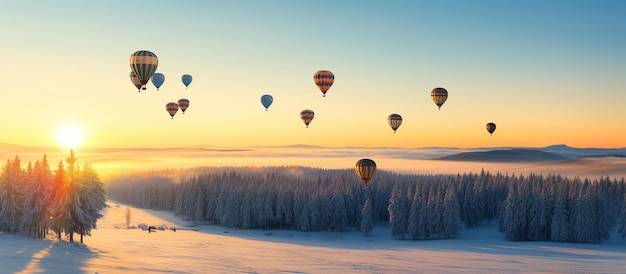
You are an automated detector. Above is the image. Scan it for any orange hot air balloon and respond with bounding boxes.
[431,87,448,110]
[355,159,377,186]
[178,99,190,114]
[300,109,315,128]
[166,102,179,119]
[313,70,334,97]
[129,71,143,92]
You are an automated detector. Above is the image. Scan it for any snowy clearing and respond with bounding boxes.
[1,200,625,273]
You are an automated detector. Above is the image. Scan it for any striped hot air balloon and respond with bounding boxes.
[178,99,190,114]
[486,122,496,135]
[130,50,158,91]
[430,87,448,110]
[166,102,179,119]
[260,94,273,111]
[355,159,377,186]
[300,109,315,128]
[313,70,334,97]
[129,71,143,91]
[387,114,402,133]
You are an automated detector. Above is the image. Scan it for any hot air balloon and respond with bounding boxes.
[152,72,165,91]
[178,99,190,114]
[431,87,448,110]
[130,50,158,91]
[313,70,334,97]
[182,74,193,89]
[300,109,315,128]
[486,122,496,135]
[129,71,144,91]
[166,102,179,119]
[387,114,402,133]
[355,159,376,186]
[260,94,273,111]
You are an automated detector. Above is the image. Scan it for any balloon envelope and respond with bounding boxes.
[151,72,165,90]
[260,94,273,111]
[166,102,179,119]
[387,114,402,133]
[355,159,377,186]
[300,109,315,128]
[313,70,334,97]
[182,74,193,88]
[431,87,448,110]
[486,122,496,135]
[130,50,158,87]
[129,71,143,91]
[178,99,190,113]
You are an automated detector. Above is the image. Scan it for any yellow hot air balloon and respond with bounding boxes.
[130,50,158,91]
[486,122,496,135]
[313,70,334,97]
[300,109,315,128]
[387,114,402,133]
[166,102,179,119]
[355,159,377,186]
[178,99,190,114]
[431,87,448,110]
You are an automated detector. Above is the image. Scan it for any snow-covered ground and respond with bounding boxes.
[2,200,625,273]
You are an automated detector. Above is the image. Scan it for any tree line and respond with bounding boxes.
[0,151,106,243]
[106,166,626,243]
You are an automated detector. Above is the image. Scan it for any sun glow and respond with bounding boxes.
[56,125,84,149]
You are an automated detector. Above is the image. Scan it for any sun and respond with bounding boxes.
[56,125,84,149]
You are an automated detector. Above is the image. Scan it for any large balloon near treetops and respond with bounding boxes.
[431,87,448,110]
[355,159,377,186]
[182,74,193,89]
[260,94,273,111]
[486,122,496,135]
[129,50,158,90]
[151,72,165,91]
[300,109,315,128]
[387,114,402,133]
[178,99,190,114]
[313,70,334,97]
[166,102,179,119]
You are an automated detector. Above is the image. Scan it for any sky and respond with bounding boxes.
[1,0,625,151]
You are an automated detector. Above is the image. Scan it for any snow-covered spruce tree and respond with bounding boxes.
[361,196,374,236]
[388,184,409,239]
[0,156,24,233]
[442,184,461,239]
[73,162,106,243]
[20,159,53,238]
[618,193,626,239]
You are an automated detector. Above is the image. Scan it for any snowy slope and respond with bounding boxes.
[2,200,625,273]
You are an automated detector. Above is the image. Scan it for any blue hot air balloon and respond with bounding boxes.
[151,73,165,91]
[182,74,192,89]
[260,94,273,111]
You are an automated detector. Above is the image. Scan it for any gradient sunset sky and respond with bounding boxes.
[1,1,625,150]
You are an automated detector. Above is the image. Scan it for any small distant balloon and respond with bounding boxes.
[260,94,273,111]
[387,114,402,133]
[431,87,448,110]
[486,122,496,135]
[313,70,334,97]
[129,71,144,92]
[151,73,165,91]
[166,102,179,119]
[129,50,158,90]
[182,74,193,89]
[300,109,315,128]
[355,159,377,186]
[178,99,190,114]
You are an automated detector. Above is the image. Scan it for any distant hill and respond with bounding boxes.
[436,148,567,162]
